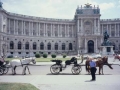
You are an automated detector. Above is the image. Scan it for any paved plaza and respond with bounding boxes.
[0,56,120,90]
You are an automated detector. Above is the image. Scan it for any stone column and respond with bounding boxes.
[36,23,38,36]
[44,23,45,36]
[72,25,73,37]
[46,23,47,36]
[118,24,120,37]
[53,24,55,37]
[23,21,25,35]
[16,20,18,35]
[81,19,83,34]
[29,22,30,36]
[22,21,24,35]
[51,23,52,37]
[58,24,59,37]
[107,24,108,32]
[101,38,102,45]
[115,24,116,37]
[39,23,40,36]
[98,18,100,34]
[102,24,104,35]
[77,19,79,33]
[67,24,69,37]
[65,24,66,37]
[14,20,15,35]
[59,24,62,37]
[96,38,97,53]
[110,24,111,37]
[78,38,81,54]
[94,18,96,34]
[117,24,119,37]
[32,22,34,36]
[9,19,10,34]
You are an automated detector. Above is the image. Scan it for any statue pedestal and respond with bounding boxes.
[100,46,114,55]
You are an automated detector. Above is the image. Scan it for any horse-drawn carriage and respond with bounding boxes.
[50,57,82,75]
[0,57,36,75]
[50,55,115,75]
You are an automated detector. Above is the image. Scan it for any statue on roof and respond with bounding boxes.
[85,3,92,8]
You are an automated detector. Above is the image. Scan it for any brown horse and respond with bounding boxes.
[85,56,113,75]
[113,54,120,62]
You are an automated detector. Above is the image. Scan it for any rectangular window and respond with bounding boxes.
[26,52,29,54]
[10,52,13,54]
[18,52,21,54]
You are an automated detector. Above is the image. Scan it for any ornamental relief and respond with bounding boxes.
[84,21,92,35]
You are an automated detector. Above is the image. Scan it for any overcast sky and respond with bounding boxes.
[2,0,120,19]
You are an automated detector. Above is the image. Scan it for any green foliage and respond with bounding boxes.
[63,54,66,58]
[51,54,56,58]
[7,55,13,58]
[35,53,40,58]
[43,53,48,58]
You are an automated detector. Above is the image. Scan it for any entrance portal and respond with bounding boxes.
[88,40,94,53]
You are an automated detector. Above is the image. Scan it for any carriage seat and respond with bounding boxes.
[51,60,62,65]
[65,57,77,65]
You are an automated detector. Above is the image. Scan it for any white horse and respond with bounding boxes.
[10,57,36,75]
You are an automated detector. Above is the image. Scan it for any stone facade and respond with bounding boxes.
[0,3,120,57]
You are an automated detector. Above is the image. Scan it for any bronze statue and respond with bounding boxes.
[101,30,112,46]
[104,31,109,41]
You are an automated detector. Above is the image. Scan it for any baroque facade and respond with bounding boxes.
[0,2,120,57]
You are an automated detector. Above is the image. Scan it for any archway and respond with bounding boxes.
[88,40,94,53]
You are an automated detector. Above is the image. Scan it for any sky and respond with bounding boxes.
[2,0,120,19]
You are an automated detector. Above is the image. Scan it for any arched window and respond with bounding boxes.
[33,42,37,50]
[10,41,14,49]
[25,42,29,50]
[47,42,51,50]
[62,43,65,50]
[55,43,58,50]
[18,41,22,49]
[40,42,44,50]
[69,43,73,50]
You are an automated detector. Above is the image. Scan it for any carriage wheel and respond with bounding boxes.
[71,65,81,75]
[50,64,61,75]
[0,68,4,75]
[3,67,9,74]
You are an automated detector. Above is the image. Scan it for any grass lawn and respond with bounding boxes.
[5,57,72,62]
[0,83,39,90]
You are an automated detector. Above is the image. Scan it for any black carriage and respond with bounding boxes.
[50,57,82,75]
[0,61,9,75]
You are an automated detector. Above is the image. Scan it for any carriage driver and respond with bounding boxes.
[0,56,5,66]
[89,56,96,81]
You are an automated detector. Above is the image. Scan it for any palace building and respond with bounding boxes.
[0,2,120,57]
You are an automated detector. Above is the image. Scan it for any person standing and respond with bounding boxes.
[89,57,96,81]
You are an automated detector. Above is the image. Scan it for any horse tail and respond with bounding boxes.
[105,57,113,69]
[106,63,113,69]
[105,56,113,69]
[85,61,88,71]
